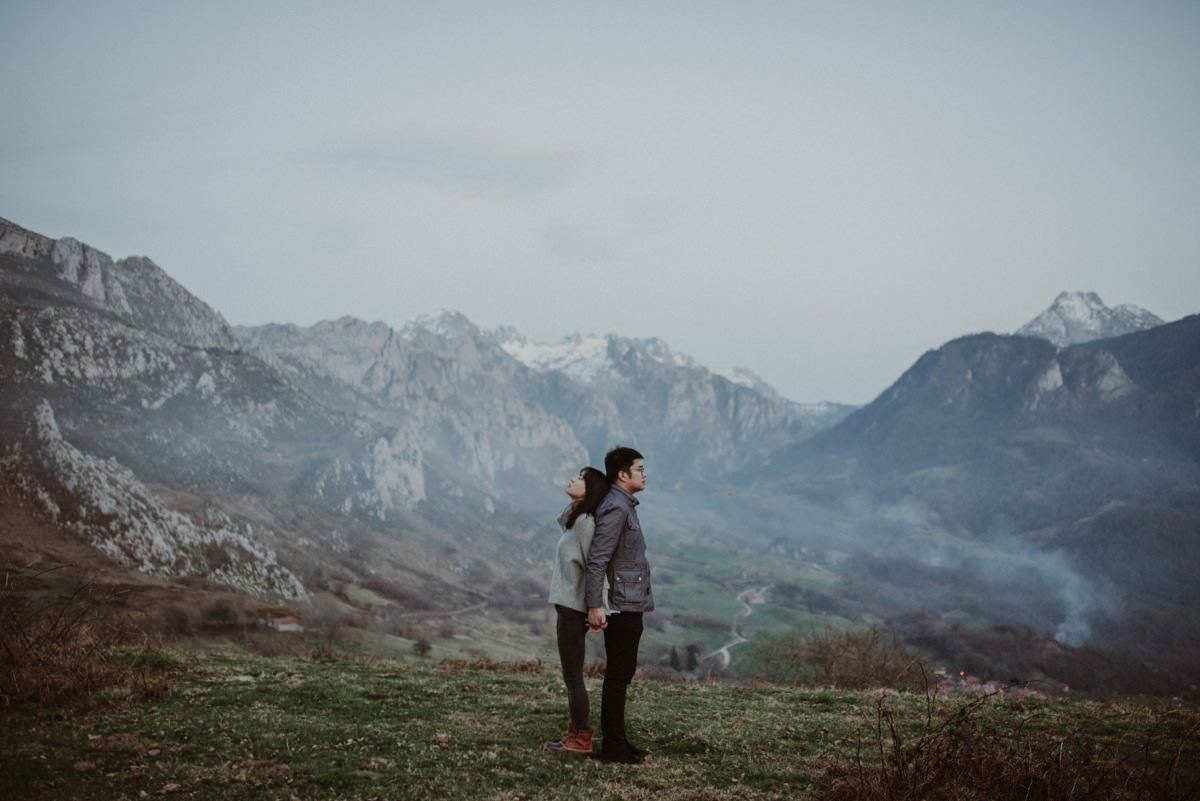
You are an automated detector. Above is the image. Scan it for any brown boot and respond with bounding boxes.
[546,723,593,754]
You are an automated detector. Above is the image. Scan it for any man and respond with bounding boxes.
[585,446,653,764]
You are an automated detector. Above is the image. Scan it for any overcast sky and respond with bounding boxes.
[2,2,1198,404]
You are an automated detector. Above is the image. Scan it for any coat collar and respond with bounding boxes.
[609,484,639,507]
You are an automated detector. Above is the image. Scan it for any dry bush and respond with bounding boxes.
[339,608,370,629]
[305,592,348,643]
[436,657,545,676]
[202,596,246,630]
[309,644,349,662]
[360,575,432,610]
[160,603,195,638]
[754,624,929,690]
[637,663,683,683]
[375,609,419,640]
[0,567,173,707]
[816,686,1200,801]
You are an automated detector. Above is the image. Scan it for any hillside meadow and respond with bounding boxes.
[3,646,1198,801]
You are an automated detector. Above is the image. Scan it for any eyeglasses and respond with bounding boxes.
[630,466,646,475]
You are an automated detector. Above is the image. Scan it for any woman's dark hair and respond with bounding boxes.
[565,467,610,529]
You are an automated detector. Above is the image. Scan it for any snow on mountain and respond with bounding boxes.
[493,328,614,384]
[490,325,857,473]
[494,327,709,385]
[1017,291,1163,347]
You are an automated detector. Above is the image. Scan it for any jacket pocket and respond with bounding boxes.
[613,567,647,606]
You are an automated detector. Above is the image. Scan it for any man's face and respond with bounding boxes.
[623,458,647,493]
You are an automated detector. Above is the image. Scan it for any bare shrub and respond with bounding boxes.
[375,608,418,640]
[202,597,245,630]
[245,634,296,658]
[160,604,194,638]
[816,687,1200,801]
[361,575,432,610]
[0,567,173,706]
[436,657,544,676]
[339,608,370,630]
[636,663,683,683]
[305,593,347,644]
[309,644,347,662]
[413,638,432,657]
[753,624,928,690]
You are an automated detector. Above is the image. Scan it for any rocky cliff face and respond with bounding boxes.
[0,219,433,598]
[3,400,305,598]
[236,313,588,497]
[1016,291,1163,347]
[0,217,239,350]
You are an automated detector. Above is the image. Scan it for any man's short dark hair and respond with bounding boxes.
[605,446,644,484]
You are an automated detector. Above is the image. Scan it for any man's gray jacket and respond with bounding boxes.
[584,485,654,613]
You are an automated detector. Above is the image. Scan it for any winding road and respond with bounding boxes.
[706,585,771,669]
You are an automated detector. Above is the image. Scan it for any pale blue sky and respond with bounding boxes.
[3,1,1198,404]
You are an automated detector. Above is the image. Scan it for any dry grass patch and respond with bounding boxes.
[815,689,1200,801]
[0,566,175,707]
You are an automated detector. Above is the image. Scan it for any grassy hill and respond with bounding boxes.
[4,646,1198,801]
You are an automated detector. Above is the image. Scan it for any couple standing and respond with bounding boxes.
[546,446,653,764]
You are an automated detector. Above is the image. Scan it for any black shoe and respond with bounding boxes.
[597,745,644,764]
[625,741,648,758]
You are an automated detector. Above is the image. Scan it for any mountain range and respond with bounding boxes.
[2,215,1197,696]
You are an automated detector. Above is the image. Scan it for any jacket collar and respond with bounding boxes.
[610,484,639,507]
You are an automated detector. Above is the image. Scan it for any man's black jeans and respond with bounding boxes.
[601,611,643,750]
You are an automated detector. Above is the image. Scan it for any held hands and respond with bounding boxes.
[586,607,607,632]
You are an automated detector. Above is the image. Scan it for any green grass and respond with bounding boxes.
[340,585,393,608]
[4,647,1197,801]
[643,544,857,666]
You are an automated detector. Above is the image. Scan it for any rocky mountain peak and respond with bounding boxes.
[718,366,788,402]
[1017,291,1163,347]
[403,308,478,340]
[0,218,239,351]
[632,336,702,370]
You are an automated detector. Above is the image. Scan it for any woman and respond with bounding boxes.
[545,466,613,754]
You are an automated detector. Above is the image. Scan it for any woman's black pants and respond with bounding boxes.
[554,605,590,730]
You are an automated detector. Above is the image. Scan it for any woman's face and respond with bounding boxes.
[565,475,586,500]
